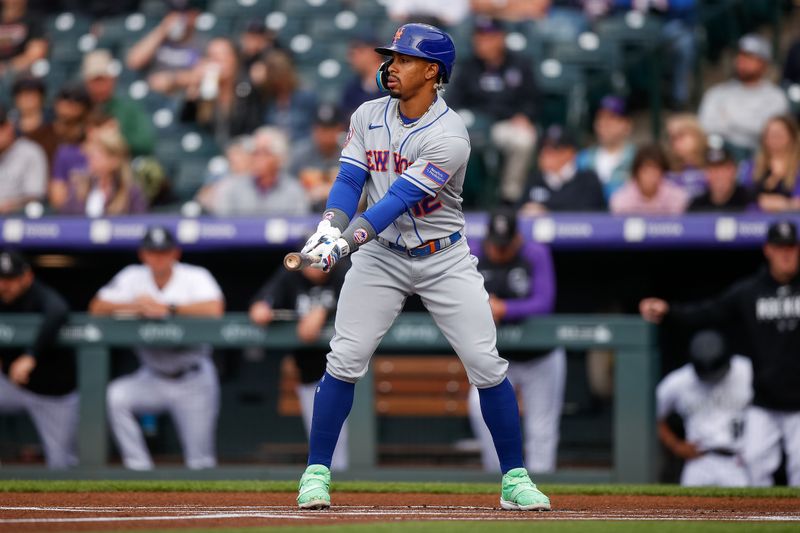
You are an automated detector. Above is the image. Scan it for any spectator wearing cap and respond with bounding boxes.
[739,115,800,213]
[467,207,564,473]
[610,144,689,215]
[0,0,47,79]
[699,34,789,155]
[576,95,636,200]
[447,16,539,204]
[82,50,155,157]
[58,127,148,217]
[11,75,57,166]
[211,126,309,216]
[340,34,384,118]
[125,1,205,96]
[180,37,265,147]
[664,114,708,199]
[260,49,318,143]
[0,249,78,469]
[520,125,605,214]
[641,220,800,487]
[0,102,47,214]
[288,104,347,211]
[689,145,751,212]
[89,226,225,470]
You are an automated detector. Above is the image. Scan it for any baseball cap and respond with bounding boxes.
[314,103,345,127]
[350,31,379,47]
[689,330,730,383]
[140,226,178,251]
[598,95,629,117]
[244,19,268,34]
[81,50,118,80]
[486,207,518,247]
[541,124,578,150]
[706,145,735,165]
[0,250,30,278]
[766,220,798,246]
[738,33,771,62]
[474,16,504,34]
[12,75,46,96]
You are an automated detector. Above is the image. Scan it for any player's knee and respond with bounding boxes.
[323,360,362,384]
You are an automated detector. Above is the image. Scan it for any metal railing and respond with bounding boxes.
[0,313,659,482]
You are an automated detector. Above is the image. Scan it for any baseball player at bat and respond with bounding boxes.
[295,23,550,511]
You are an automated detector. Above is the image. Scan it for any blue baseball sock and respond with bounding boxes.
[307,371,355,468]
[478,377,524,474]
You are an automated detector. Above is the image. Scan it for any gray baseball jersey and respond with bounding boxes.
[340,95,469,246]
[325,94,508,389]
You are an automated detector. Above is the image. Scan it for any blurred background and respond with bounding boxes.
[0,0,799,485]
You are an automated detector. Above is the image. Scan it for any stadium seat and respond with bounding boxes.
[210,0,274,19]
[46,12,92,41]
[173,157,213,201]
[140,0,169,17]
[278,0,342,17]
[549,34,627,108]
[534,60,587,130]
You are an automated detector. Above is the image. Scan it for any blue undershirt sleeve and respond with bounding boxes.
[325,162,369,220]
[361,177,427,234]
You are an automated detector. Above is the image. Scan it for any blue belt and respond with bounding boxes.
[377,231,462,257]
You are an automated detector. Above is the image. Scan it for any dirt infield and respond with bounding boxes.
[1,492,799,530]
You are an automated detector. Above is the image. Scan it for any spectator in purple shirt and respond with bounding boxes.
[49,84,92,210]
[739,115,800,213]
[59,128,147,216]
[468,207,565,474]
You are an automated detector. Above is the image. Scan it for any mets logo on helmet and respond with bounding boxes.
[393,27,404,44]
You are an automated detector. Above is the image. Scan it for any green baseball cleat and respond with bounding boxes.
[297,464,331,510]
[500,468,551,511]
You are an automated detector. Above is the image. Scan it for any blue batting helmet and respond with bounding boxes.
[375,23,456,83]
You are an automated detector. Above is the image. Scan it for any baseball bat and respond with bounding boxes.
[283,252,314,271]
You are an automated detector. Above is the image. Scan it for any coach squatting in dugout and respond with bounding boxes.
[640,220,800,486]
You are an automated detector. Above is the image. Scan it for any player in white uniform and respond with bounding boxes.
[89,226,225,470]
[656,330,752,486]
[293,23,550,511]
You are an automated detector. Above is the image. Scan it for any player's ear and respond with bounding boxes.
[425,62,439,81]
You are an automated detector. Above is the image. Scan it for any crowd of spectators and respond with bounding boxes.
[0,0,797,221]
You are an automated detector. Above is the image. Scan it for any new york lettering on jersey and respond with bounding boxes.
[340,95,470,247]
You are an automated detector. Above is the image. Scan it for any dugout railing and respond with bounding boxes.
[0,313,658,483]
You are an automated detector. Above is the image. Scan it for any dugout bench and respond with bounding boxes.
[0,313,658,483]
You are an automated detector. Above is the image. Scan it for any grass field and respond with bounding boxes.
[1,479,798,498]
[1,481,797,533]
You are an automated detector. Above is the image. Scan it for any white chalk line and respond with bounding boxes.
[1,505,799,524]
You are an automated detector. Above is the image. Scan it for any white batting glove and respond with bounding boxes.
[308,235,350,272]
[301,219,341,255]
